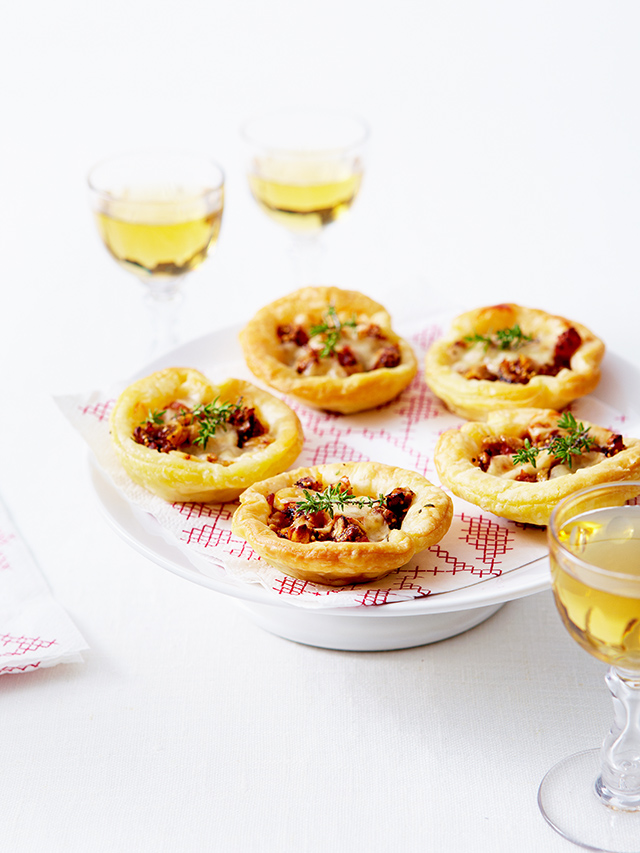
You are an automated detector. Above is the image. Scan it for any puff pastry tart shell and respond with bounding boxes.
[434,408,640,526]
[110,369,303,503]
[232,462,453,586]
[239,286,417,414]
[424,304,604,420]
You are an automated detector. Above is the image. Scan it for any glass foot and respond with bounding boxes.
[538,749,640,852]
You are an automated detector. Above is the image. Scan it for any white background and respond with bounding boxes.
[1,2,639,851]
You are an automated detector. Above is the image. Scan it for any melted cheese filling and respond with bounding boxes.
[479,417,621,482]
[280,315,396,377]
[448,317,567,375]
[143,399,272,464]
[487,449,607,481]
[274,488,392,541]
[180,425,271,463]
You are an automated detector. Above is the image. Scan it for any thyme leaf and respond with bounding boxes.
[192,396,242,448]
[142,408,167,425]
[293,484,385,519]
[547,412,595,468]
[465,324,533,351]
[511,438,540,469]
[511,411,595,470]
[308,305,357,358]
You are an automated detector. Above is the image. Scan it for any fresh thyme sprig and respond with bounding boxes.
[465,324,533,351]
[192,396,242,448]
[294,484,386,519]
[511,438,540,468]
[142,408,167,425]
[309,305,357,357]
[546,411,595,467]
[511,411,595,470]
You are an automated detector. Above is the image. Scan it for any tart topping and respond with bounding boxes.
[266,477,418,543]
[276,304,403,378]
[450,321,583,384]
[472,412,625,481]
[133,396,269,461]
[464,324,533,351]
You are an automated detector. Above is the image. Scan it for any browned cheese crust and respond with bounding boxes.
[232,462,453,585]
[239,286,417,414]
[424,304,605,420]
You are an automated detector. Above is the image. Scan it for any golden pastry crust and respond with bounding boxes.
[239,286,417,414]
[424,304,605,420]
[434,408,640,526]
[110,368,304,503]
[232,462,453,586]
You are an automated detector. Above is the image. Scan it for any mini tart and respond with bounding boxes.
[434,408,640,526]
[110,368,304,503]
[424,304,604,420]
[232,462,453,586]
[239,286,417,414]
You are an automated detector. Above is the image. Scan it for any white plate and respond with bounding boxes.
[90,325,640,651]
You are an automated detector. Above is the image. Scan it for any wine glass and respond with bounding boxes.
[539,481,640,852]
[88,151,225,358]
[240,108,369,284]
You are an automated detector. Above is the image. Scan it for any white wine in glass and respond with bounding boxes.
[539,481,640,852]
[88,151,224,357]
[241,109,369,282]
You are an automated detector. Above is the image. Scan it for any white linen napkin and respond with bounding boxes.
[0,497,88,675]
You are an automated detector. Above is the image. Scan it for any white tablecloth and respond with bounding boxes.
[2,2,639,850]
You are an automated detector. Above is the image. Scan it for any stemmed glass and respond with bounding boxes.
[240,108,369,284]
[88,151,225,358]
[539,481,640,852]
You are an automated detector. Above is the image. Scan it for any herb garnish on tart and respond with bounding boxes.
[231,462,453,585]
[434,407,640,525]
[110,370,303,503]
[424,304,605,420]
[239,286,418,414]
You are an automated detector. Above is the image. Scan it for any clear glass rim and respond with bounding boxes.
[548,480,640,584]
[239,108,370,156]
[87,149,225,205]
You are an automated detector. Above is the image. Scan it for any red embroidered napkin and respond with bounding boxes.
[0,497,88,675]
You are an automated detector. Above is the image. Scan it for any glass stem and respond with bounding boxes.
[595,667,640,810]
[144,279,185,360]
[288,231,325,286]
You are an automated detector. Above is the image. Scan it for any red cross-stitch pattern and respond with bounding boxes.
[0,531,14,570]
[291,379,443,478]
[79,399,114,421]
[311,439,368,466]
[458,513,513,572]
[395,573,431,597]
[272,576,324,597]
[175,501,236,523]
[426,543,488,577]
[183,525,235,550]
[409,324,445,353]
[355,589,393,606]
[181,524,259,561]
[271,571,431,602]
[0,661,42,674]
[226,539,259,560]
[392,374,447,427]
[0,634,58,656]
